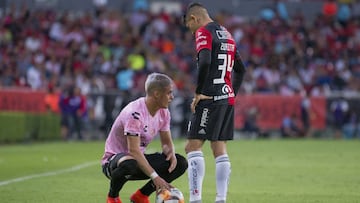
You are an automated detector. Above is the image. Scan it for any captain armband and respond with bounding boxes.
[125,132,140,137]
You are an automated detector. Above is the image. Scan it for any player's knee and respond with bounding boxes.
[118,159,138,174]
[175,154,188,175]
[111,159,138,180]
[185,140,203,154]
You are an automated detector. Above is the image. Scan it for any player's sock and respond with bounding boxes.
[215,154,231,202]
[187,151,205,203]
[139,180,155,196]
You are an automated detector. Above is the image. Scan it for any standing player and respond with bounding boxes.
[101,73,188,203]
[183,3,246,203]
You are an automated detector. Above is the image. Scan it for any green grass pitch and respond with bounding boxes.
[0,139,359,203]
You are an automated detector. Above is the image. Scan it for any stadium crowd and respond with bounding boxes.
[1,0,360,139]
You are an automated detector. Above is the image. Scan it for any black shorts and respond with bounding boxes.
[186,104,234,141]
[102,152,186,180]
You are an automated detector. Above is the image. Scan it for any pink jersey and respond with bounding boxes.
[101,97,171,165]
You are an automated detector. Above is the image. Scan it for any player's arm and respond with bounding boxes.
[195,49,211,94]
[191,49,213,113]
[127,135,156,177]
[159,130,177,172]
[232,48,246,95]
[127,134,171,190]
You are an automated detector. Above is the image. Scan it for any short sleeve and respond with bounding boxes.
[123,112,142,135]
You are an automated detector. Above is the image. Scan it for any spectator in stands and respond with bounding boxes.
[44,84,60,114]
[1,1,359,97]
[242,106,265,138]
[280,113,304,138]
[59,86,87,140]
[26,58,44,90]
[300,91,312,137]
[1,1,360,139]
[330,97,349,138]
[342,112,360,139]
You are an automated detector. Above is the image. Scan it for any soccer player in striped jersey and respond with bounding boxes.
[183,2,246,203]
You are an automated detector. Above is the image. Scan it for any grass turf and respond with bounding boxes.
[0,139,359,203]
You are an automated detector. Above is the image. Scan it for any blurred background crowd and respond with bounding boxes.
[1,0,360,140]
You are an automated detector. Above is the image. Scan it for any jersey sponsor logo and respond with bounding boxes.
[190,160,199,195]
[220,43,235,52]
[200,108,209,128]
[216,30,232,40]
[131,112,140,120]
[213,84,235,101]
[222,84,233,94]
[214,93,234,101]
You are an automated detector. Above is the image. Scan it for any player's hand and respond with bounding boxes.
[167,153,177,173]
[153,176,172,192]
[191,94,212,113]
[163,144,177,173]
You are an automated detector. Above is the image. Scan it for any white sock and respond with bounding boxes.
[215,154,231,202]
[187,151,205,202]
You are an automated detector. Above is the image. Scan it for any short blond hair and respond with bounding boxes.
[145,73,173,95]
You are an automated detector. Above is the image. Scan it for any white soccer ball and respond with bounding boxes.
[155,187,185,203]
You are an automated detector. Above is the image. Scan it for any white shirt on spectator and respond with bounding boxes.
[45,59,61,75]
[49,21,64,41]
[27,65,43,90]
[25,36,41,52]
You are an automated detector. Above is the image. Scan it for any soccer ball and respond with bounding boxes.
[155,187,185,203]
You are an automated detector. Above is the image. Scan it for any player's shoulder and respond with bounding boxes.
[201,22,233,39]
[204,21,224,32]
[196,25,211,38]
[121,98,145,117]
[153,108,170,124]
[158,108,171,118]
[196,22,216,35]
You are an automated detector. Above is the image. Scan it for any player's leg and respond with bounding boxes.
[102,153,137,201]
[185,139,205,203]
[210,105,234,203]
[185,105,210,203]
[130,152,188,198]
[148,153,188,183]
[211,141,230,203]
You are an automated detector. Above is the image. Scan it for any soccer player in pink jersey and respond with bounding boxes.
[101,73,188,203]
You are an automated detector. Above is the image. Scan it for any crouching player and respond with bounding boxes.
[101,73,188,203]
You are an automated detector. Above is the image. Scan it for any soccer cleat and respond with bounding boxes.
[130,189,150,203]
[106,196,122,203]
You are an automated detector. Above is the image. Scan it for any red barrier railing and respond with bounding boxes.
[234,95,326,130]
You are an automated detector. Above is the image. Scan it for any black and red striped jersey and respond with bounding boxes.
[195,22,238,105]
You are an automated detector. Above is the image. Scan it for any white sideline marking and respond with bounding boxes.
[0,161,98,187]
[0,143,184,187]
